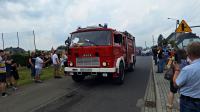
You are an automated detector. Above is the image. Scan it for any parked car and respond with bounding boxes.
[141,49,152,56]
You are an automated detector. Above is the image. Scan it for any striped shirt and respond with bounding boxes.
[0,56,6,74]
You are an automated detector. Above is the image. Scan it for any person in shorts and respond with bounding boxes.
[5,52,12,87]
[10,60,19,90]
[0,50,8,97]
[35,53,44,83]
[4,52,18,90]
[174,42,200,112]
[52,50,61,78]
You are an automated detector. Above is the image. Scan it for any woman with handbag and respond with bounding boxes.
[167,49,188,109]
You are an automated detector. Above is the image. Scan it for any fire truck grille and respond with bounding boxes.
[76,57,100,67]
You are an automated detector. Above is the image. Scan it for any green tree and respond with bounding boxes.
[157,34,164,46]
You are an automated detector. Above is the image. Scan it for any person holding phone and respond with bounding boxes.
[174,42,200,112]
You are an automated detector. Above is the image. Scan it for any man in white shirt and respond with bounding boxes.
[52,50,61,78]
[174,42,200,112]
[35,54,44,83]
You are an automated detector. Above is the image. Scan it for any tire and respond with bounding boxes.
[114,62,125,85]
[72,73,85,82]
[128,56,136,72]
[128,62,135,72]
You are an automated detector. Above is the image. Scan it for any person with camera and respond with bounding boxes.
[174,42,200,112]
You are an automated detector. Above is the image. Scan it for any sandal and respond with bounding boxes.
[166,104,173,109]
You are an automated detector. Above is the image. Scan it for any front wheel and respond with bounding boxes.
[114,63,125,85]
[72,74,85,82]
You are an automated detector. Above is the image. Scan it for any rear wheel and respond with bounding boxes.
[72,73,85,82]
[128,62,135,72]
[128,57,136,72]
[114,62,125,85]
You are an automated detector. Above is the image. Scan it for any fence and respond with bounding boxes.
[1,30,36,51]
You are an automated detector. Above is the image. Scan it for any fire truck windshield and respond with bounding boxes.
[71,31,111,46]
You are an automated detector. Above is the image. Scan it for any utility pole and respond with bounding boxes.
[145,41,147,49]
[152,35,155,46]
[2,33,4,50]
[167,18,179,41]
[33,30,36,51]
[17,32,19,48]
[175,20,179,41]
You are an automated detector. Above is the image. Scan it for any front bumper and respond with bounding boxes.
[64,67,116,73]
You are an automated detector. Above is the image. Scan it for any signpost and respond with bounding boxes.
[176,20,192,33]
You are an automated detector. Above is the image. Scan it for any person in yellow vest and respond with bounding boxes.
[0,50,8,97]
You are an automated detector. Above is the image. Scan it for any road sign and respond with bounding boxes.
[176,20,192,33]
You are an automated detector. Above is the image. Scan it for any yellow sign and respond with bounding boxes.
[176,20,192,33]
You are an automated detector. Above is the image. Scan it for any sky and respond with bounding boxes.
[0,0,200,50]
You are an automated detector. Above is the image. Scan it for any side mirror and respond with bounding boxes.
[65,37,71,46]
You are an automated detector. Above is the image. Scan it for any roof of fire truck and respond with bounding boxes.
[71,24,114,34]
[71,24,135,40]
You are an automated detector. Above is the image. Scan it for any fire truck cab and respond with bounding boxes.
[65,25,136,84]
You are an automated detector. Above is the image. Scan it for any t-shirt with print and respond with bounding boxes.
[0,56,6,73]
[35,57,43,69]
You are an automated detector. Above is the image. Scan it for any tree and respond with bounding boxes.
[157,34,164,46]
[169,40,177,48]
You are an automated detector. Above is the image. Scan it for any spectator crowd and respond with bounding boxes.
[0,49,68,97]
[152,42,200,112]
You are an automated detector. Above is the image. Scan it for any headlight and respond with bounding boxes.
[69,62,73,67]
[102,62,107,67]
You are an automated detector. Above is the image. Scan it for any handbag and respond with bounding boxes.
[164,68,173,80]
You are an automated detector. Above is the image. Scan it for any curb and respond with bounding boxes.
[141,69,152,112]
[152,57,162,112]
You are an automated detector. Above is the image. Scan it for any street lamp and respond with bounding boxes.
[167,18,179,31]
[168,17,180,41]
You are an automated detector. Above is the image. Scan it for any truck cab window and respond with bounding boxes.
[114,34,123,45]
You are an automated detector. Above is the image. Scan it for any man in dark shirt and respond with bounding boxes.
[152,46,158,65]
[28,52,36,80]
[157,46,164,73]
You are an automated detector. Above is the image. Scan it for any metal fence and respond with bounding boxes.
[1,30,36,51]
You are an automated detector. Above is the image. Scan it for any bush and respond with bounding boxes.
[11,54,29,66]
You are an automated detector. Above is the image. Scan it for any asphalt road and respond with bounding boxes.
[37,56,152,112]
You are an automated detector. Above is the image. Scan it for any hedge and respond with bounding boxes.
[11,54,29,67]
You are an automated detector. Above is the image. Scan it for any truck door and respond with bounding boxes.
[114,33,125,57]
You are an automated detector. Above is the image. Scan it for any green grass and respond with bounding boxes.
[17,67,55,85]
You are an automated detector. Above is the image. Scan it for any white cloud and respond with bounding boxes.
[0,0,200,50]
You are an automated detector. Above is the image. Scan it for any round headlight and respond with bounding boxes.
[69,62,73,67]
[102,62,107,67]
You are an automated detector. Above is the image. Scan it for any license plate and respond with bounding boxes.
[80,68,92,72]
[102,73,107,77]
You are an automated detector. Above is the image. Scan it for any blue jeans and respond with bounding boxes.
[180,96,200,112]
[31,66,35,77]
[157,59,164,73]
[153,56,157,65]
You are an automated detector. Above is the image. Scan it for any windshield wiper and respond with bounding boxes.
[84,39,97,46]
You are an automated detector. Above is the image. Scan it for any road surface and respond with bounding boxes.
[37,56,152,112]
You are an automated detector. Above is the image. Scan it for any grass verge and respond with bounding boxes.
[17,66,54,86]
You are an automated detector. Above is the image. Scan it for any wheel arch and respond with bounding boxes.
[115,56,125,73]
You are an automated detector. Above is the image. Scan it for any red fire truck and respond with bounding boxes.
[65,24,136,84]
